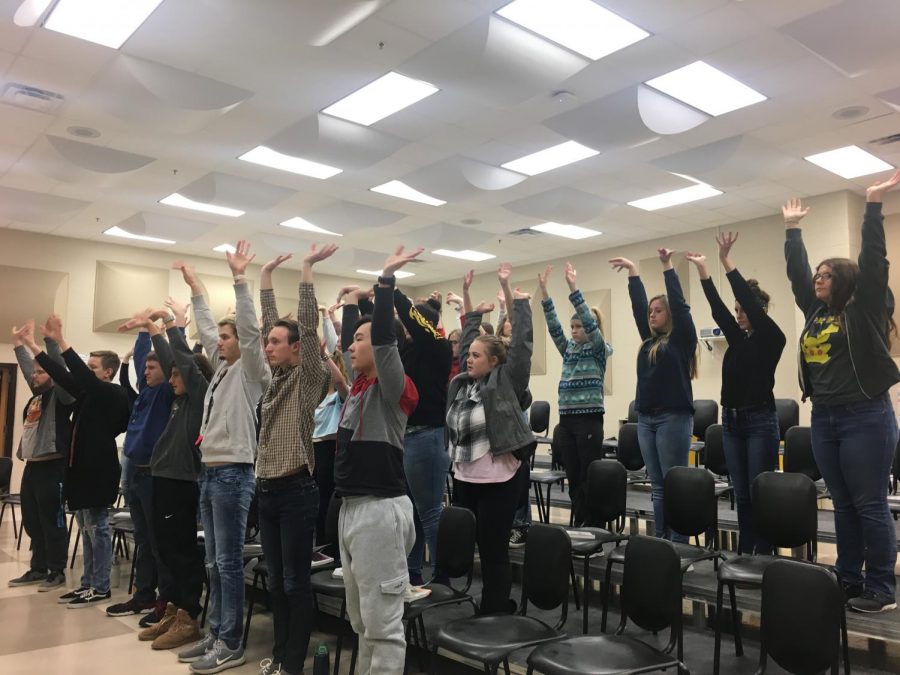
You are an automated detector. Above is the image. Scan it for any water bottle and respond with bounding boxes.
[313,644,330,675]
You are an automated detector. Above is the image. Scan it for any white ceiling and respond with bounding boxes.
[1,0,900,284]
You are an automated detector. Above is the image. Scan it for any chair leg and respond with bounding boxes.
[349,638,358,675]
[243,572,259,649]
[840,606,850,675]
[569,561,580,610]
[503,658,511,675]
[583,555,591,635]
[601,558,616,633]
[69,529,80,568]
[713,580,724,675]
[334,599,347,675]
[728,581,743,656]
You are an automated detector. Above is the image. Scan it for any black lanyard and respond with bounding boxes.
[204,366,230,427]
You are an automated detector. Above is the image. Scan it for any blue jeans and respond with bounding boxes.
[512,460,533,529]
[199,464,255,650]
[722,407,780,555]
[811,394,898,597]
[637,411,692,543]
[76,507,112,593]
[258,474,318,674]
[403,427,450,581]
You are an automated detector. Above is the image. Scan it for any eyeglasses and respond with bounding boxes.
[813,272,833,282]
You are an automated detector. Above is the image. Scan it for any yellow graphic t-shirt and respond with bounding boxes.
[801,311,863,404]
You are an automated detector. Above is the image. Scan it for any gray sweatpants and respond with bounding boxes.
[338,495,415,675]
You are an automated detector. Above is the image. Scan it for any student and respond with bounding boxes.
[782,172,900,613]
[448,263,535,615]
[538,262,612,527]
[610,249,698,543]
[106,325,177,619]
[686,234,785,554]
[335,247,420,675]
[175,242,271,673]
[27,315,130,606]
[8,321,75,592]
[254,245,334,675]
[392,280,452,587]
[119,304,211,651]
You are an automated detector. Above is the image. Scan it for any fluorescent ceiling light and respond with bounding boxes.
[279,217,342,237]
[501,140,599,176]
[213,243,237,253]
[370,180,446,206]
[433,249,496,262]
[357,268,415,279]
[804,145,894,179]
[628,182,723,211]
[496,0,649,60]
[104,226,174,245]
[160,193,245,218]
[530,222,602,240]
[645,61,766,116]
[44,0,164,49]
[238,146,342,179]
[322,72,439,126]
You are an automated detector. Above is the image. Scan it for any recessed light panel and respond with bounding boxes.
[645,61,766,116]
[213,243,236,253]
[357,268,415,279]
[370,180,446,206]
[238,146,342,179]
[104,226,174,244]
[530,222,602,239]
[501,140,599,176]
[279,217,342,237]
[45,0,164,49]
[160,193,245,218]
[804,145,894,179]
[496,0,649,60]
[433,249,496,262]
[322,72,439,126]
[627,182,723,211]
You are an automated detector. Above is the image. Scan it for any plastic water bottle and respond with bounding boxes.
[313,644,330,675]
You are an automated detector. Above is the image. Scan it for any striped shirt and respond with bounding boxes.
[256,284,329,479]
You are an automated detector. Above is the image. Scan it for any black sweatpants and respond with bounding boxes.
[312,439,336,550]
[453,466,523,615]
[152,476,204,618]
[20,458,68,574]
[557,413,605,527]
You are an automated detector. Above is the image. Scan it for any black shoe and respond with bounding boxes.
[38,571,66,592]
[509,528,527,549]
[139,601,166,628]
[66,588,112,609]
[58,586,91,604]
[848,591,897,613]
[106,596,156,617]
[842,582,863,601]
[8,569,47,587]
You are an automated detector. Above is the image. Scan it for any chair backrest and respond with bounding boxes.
[522,523,571,627]
[774,398,800,441]
[325,495,342,547]
[0,457,12,494]
[435,506,477,580]
[752,472,817,553]
[627,400,639,423]
[530,400,551,436]
[703,424,728,477]
[622,535,683,641]
[616,423,644,472]
[692,399,719,440]
[760,559,842,674]
[585,459,626,528]
[783,426,821,482]
[664,467,716,538]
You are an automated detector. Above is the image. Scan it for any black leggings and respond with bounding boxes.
[557,413,605,527]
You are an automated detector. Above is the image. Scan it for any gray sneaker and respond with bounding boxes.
[8,569,47,587]
[178,634,215,663]
[189,639,245,674]
[37,571,65,592]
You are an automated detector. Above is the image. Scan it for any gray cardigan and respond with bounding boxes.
[446,298,535,457]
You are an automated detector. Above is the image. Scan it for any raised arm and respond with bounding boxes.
[506,286,534,397]
[462,269,474,315]
[41,314,100,394]
[300,244,337,387]
[175,261,218,361]
[226,240,269,385]
[658,251,697,351]
[565,262,607,353]
[537,265,567,356]
[687,251,742,345]
[12,321,37,393]
[375,246,424,402]
[781,199,817,313]
[611,257,651,340]
[856,171,900,311]
[259,253,292,339]
[393,287,444,345]
[322,310,339,355]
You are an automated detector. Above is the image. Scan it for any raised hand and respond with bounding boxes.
[117,308,153,332]
[716,232,739,258]
[782,198,809,226]
[165,296,189,323]
[304,243,339,266]
[327,301,344,317]
[346,287,375,305]
[564,262,577,291]
[172,260,202,294]
[446,292,463,311]
[11,319,35,346]
[685,252,707,266]
[474,301,495,315]
[608,257,636,275]
[462,269,474,291]
[226,240,255,276]
[337,285,360,303]
[42,314,63,343]
[866,169,900,203]
[383,245,424,278]
[537,265,552,290]
[657,248,675,265]
[496,290,506,307]
[497,262,512,287]
[513,287,531,301]
[262,254,292,273]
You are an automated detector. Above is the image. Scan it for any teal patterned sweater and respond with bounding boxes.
[543,289,612,416]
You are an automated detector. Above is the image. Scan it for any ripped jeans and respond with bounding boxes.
[199,464,255,650]
[76,507,112,593]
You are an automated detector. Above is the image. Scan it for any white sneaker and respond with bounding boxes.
[404,586,432,603]
[331,567,343,579]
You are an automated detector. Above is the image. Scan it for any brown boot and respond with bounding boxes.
[151,609,202,650]
[138,602,176,641]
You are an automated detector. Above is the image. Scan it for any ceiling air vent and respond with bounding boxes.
[1,82,65,114]
[508,228,541,237]
[871,133,900,146]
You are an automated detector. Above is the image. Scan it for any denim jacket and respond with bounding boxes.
[446,299,535,457]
